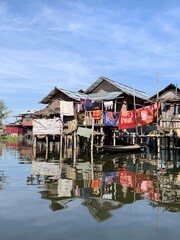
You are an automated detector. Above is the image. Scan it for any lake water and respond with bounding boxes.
[0,143,180,240]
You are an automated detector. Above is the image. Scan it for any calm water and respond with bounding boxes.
[0,143,180,240]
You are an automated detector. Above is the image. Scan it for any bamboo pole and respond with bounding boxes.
[91,118,94,164]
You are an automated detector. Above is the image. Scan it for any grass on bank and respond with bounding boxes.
[0,135,20,143]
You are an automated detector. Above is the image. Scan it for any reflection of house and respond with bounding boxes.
[82,197,122,222]
[158,173,180,204]
[31,161,60,178]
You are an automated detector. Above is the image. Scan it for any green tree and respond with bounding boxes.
[0,100,12,125]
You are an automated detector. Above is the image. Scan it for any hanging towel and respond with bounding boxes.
[77,127,92,138]
[60,101,74,116]
[103,111,119,127]
[118,110,135,129]
[104,101,113,110]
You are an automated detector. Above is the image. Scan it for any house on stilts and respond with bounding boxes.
[32,76,152,158]
[150,83,180,149]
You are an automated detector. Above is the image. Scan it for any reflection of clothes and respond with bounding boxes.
[58,179,73,197]
[91,179,101,188]
[118,170,135,187]
[103,111,119,127]
[141,180,154,193]
[102,193,112,199]
[60,101,74,116]
[104,172,116,188]
[81,188,93,198]
[104,101,113,110]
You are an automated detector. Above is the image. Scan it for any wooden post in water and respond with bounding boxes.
[91,118,94,164]
[60,129,63,161]
[73,131,77,163]
[113,99,117,146]
[64,134,67,159]
[45,135,49,160]
[113,129,116,146]
[157,136,160,153]
[33,135,37,159]
[100,126,104,146]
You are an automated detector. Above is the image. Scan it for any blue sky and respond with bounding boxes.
[0,0,180,123]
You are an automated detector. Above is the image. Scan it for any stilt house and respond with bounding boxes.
[150,83,180,137]
[32,76,150,147]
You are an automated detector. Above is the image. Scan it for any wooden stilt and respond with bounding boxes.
[157,137,160,153]
[60,132,63,161]
[33,135,37,159]
[73,131,77,163]
[113,129,116,146]
[45,135,49,159]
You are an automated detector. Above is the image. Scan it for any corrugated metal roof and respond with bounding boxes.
[85,76,149,100]
[40,87,86,103]
[40,76,150,104]
[87,91,122,101]
[57,88,122,101]
[40,87,123,104]
[58,88,86,101]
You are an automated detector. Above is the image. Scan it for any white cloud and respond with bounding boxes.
[0,0,180,121]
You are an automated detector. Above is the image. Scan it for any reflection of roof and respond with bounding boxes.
[49,199,74,212]
[82,197,122,222]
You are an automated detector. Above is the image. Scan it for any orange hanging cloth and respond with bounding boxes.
[92,110,102,120]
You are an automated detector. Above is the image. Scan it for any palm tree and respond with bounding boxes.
[0,100,12,125]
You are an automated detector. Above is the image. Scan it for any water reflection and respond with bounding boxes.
[24,148,180,222]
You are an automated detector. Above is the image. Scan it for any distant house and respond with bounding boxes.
[150,83,180,136]
[13,110,36,141]
[3,122,23,136]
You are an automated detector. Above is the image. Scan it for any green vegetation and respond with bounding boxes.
[0,100,12,125]
[0,135,20,143]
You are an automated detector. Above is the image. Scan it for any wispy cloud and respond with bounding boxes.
[0,0,180,122]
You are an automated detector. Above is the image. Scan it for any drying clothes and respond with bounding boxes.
[60,101,74,116]
[80,98,93,111]
[64,119,77,134]
[136,102,160,127]
[103,111,119,127]
[104,101,113,110]
[76,103,83,113]
[92,110,102,120]
[77,127,92,138]
[118,110,136,129]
